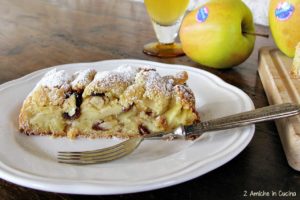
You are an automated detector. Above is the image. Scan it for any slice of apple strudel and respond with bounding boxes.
[19,66,199,139]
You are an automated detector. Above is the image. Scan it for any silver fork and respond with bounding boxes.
[57,103,300,165]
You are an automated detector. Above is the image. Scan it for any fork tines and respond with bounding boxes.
[57,138,143,165]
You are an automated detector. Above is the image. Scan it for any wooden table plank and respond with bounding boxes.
[0,0,299,199]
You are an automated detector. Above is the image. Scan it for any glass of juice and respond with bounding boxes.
[143,0,190,58]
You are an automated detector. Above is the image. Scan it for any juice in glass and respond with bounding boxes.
[143,0,190,57]
[144,0,190,26]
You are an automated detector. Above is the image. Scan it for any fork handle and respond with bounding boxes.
[185,103,300,136]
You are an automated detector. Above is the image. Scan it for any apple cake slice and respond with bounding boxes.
[19,66,199,139]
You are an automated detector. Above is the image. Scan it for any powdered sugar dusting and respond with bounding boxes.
[115,65,137,80]
[93,65,137,87]
[166,79,174,91]
[31,66,193,103]
[143,70,172,98]
[71,69,96,90]
[38,69,71,89]
[174,85,195,103]
[175,71,187,80]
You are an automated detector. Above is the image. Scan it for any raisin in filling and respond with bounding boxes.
[122,103,134,112]
[138,124,150,136]
[75,92,82,107]
[64,91,73,99]
[145,110,153,116]
[62,91,83,120]
[92,121,107,131]
[91,92,105,97]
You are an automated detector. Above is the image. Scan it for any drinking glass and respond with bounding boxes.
[143,0,191,58]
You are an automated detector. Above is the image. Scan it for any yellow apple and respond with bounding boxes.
[179,0,255,69]
[269,0,300,57]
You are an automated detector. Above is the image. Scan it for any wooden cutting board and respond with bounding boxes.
[258,47,300,171]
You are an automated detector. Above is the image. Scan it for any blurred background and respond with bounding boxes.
[132,0,270,26]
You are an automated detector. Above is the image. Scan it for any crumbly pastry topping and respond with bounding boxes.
[174,85,195,107]
[83,66,138,97]
[38,69,72,90]
[19,66,199,139]
[142,69,172,98]
[71,69,96,91]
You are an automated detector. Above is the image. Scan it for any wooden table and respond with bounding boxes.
[0,0,299,199]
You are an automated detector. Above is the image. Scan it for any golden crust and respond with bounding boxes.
[173,85,196,109]
[71,69,96,92]
[83,67,138,98]
[18,87,68,137]
[163,71,188,85]
[19,66,200,139]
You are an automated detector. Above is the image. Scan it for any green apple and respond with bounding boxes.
[179,0,255,69]
[269,0,300,57]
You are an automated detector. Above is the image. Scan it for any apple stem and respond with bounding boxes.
[242,31,269,38]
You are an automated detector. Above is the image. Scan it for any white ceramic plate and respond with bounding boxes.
[0,59,254,194]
